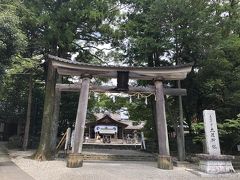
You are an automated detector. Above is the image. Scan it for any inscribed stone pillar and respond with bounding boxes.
[196,110,235,174]
[203,110,221,155]
[67,76,90,168]
[154,80,173,170]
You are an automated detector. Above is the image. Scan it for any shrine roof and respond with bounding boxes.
[85,113,145,130]
[86,114,128,127]
[49,55,193,80]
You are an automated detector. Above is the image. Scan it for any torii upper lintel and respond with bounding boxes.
[48,54,193,81]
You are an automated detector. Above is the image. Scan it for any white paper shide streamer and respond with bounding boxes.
[112,95,116,103]
[129,96,132,103]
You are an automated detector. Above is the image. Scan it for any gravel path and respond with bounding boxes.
[0,142,34,180]
[8,149,240,180]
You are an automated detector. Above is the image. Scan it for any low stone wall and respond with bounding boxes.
[82,154,156,161]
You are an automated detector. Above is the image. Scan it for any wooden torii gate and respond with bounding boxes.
[40,55,192,169]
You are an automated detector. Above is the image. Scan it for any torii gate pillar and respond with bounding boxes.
[155,80,173,170]
[67,75,91,168]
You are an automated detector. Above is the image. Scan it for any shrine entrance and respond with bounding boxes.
[41,55,192,169]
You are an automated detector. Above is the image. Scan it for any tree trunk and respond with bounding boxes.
[33,61,56,160]
[50,75,62,154]
[176,80,186,161]
[23,75,33,150]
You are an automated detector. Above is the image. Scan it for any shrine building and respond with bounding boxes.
[85,112,145,143]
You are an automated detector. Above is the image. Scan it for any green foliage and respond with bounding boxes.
[20,0,120,61]
[192,122,205,144]
[92,92,152,122]
[192,114,240,153]
[219,115,240,153]
[0,0,27,78]
[91,92,155,139]
[58,91,99,134]
[94,94,126,112]
[1,0,240,151]
[118,0,240,133]
[0,55,44,137]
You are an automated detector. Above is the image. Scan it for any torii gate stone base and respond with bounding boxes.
[43,55,192,169]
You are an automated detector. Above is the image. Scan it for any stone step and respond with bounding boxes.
[57,153,156,161]
[232,162,240,169]
[232,156,240,169]
[82,154,156,161]
[82,143,142,150]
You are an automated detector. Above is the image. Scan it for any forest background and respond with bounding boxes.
[0,0,240,154]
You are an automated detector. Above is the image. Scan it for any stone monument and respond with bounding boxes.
[197,110,235,174]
